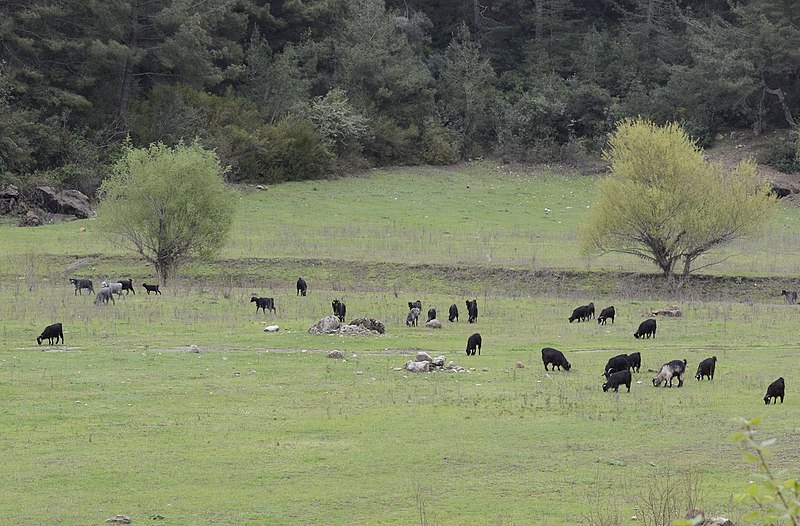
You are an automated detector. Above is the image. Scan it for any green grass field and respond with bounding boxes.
[1,163,799,525]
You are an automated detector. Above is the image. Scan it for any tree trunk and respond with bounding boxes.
[764,84,797,128]
[644,0,656,41]
[533,0,544,45]
[117,0,139,135]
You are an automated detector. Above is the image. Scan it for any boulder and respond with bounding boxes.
[327,350,344,359]
[349,317,386,334]
[105,516,131,525]
[308,315,341,334]
[415,351,432,362]
[515,361,525,369]
[432,356,445,367]
[189,345,200,353]
[34,186,59,211]
[652,306,682,317]
[263,325,279,332]
[0,184,19,199]
[0,198,15,215]
[425,319,442,329]
[55,189,92,218]
[404,360,430,373]
[46,213,78,223]
[18,210,41,227]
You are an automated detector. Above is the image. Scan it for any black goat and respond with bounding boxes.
[37,322,64,345]
[466,333,482,356]
[448,304,459,322]
[603,370,632,392]
[426,308,437,322]
[297,277,307,296]
[118,278,135,295]
[142,283,161,295]
[466,300,478,323]
[634,319,657,339]
[695,356,717,381]
[541,347,571,371]
[69,278,94,295]
[251,296,276,315]
[603,354,630,379]
[597,306,615,325]
[332,299,346,322]
[626,351,641,373]
[764,377,785,404]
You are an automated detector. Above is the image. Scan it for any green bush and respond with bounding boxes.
[421,119,461,165]
[758,137,799,173]
[229,116,333,184]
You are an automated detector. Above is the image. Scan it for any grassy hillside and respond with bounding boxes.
[1,164,799,525]
[3,162,800,280]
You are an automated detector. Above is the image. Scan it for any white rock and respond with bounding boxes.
[415,351,433,363]
[264,325,279,332]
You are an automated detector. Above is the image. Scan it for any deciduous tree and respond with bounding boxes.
[97,141,236,285]
[580,119,775,278]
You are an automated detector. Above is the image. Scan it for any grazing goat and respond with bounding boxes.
[634,319,657,339]
[652,359,687,387]
[597,306,615,325]
[466,300,478,323]
[95,287,115,305]
[603,354,630,379]
[626,351,641,373]
[37,322,64,345]
[541,347,571,371]
[466,333,482,356]
[69,278,94,295]
[448,303,459,322]
[568,303,593,323]
[782,290,798,305]
[142,283,161,295]
[101,281,124,297]
[118,279,135,295]
[331,299,346,322]
[297,277,307,296]
[251,296,276,315]
[764,377,785,404]
[406,307,421,327]
[695,356,717,381]
[603,370,631,392]
[426,308,437,323]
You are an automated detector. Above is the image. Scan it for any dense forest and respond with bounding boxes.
[1,0,799,194]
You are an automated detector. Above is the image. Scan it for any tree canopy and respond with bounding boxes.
[2,0,800,190]
[580,119,776,278]
[97,141,236,285]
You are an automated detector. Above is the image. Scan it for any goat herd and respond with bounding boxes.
[36,278,787,405]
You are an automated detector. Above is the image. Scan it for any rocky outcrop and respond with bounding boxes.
[308,315,342,334]
[349,317,385,334]
[5,185,92,225]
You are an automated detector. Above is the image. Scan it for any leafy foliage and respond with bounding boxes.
[97,141,236,285]
[581,119,776,277]
[728,417,800,526]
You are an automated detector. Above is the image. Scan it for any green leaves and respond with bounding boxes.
[97,141,236,284]
[580,119,776,277]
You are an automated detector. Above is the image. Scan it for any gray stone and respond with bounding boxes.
[263,325,279,332]
[34,186,59,211]
[0,184,19,199]
[55,189,92,218]
[415,351,432,362]
[432,356,446,367]
[425,319,442,329]
[308,315,341,334]
[327,350,344,359]
[18,210,41,227]
[349,317,386,334]
[404,360,430,373]
[0,198,15,215]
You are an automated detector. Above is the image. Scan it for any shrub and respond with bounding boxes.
[421,119,461,165]
[758,137,799,173]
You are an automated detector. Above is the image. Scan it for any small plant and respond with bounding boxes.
[730,417,800,525]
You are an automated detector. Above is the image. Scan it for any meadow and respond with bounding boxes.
[1,163,800,525]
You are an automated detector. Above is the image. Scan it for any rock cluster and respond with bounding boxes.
[308,316,384,335]
[0,184,93,226]
[402,353,470,373]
